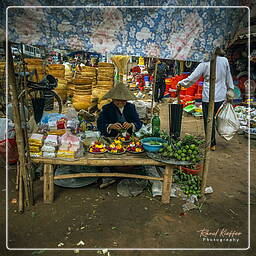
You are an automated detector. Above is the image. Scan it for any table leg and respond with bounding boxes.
[161,164,173,204]
[43,164,54,203]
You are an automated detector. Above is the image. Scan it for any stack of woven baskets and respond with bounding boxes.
[75,65,97,86]
[72,77,93,111]
[24,58,44,82]
[46,64,68,102]
[69,65,97,111]
[95,62,115,110]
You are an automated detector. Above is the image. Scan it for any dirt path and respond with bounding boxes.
[0,105,255,256]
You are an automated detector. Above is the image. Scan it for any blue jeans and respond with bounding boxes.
[202,101,224,147]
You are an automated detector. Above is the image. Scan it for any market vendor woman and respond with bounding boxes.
[97,81,143,137]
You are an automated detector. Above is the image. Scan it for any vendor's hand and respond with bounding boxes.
[122,122,133,130]
[109,123,123,130]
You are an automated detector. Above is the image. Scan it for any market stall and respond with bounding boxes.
[1,4,249,212]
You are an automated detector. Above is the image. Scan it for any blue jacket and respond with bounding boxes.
[97,102,143,137]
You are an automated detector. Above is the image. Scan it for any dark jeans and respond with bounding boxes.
[202,101,224,147]
[154,78,166,102]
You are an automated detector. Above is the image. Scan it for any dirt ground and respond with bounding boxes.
[0,103,255,256]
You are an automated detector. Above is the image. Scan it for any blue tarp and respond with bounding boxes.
[0,0,248,61]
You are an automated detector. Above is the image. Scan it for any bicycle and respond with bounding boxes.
[18,73,62,123]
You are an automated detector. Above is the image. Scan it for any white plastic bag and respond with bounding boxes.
[215,102,240,141]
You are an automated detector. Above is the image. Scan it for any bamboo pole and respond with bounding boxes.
[20,43,34,205]
[40,172,164,181]
[200,50,217,197]
[6,42,33,211]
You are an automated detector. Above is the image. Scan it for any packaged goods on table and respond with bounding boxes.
[30,152,42,157]
[44,134,59,147]
[29,145,41,152]
[57,131,82,158]
[67,118,79,131]
[42,152,56,158]
[29,133,44,157]
[60,131,80,146]
[41,134,58,158]
[41,145,56,153]
[28,133,44,146]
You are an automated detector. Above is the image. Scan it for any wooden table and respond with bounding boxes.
[31,152,175,204]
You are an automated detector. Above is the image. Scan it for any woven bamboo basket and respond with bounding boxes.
[97,76,114,81]
[67,82,76,96]
[47,64,65,70]
[97,80,114,86]
[57,80,67,90]
[72,78,92,85]
[98,62,114,68]
[98,99,112,110]
[74,84,92,90]
[98,67,115,72]
[24,58,43,65]
[47,70,65,78]
[72,95,92,111]
[77,66,96,72]
[27,65,44,73]
[54,88,67,101]
[75,90,92,95]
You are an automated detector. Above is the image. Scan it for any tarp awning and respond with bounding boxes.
[0,1,248,62]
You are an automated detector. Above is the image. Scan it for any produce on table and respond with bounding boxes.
[116,135,131,142]
[89,140,107,153]
[159,134,204,163]
[126,139,144,153]
[116,129,131,142]
[174,168,202,198]
[146,141,162,146]
[107,139,126,153]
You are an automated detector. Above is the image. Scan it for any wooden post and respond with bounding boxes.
[43,164,54,203]
[151,59,158,115]
[200,50,217,196]
[161,164,173,204]
[6,42,33,211]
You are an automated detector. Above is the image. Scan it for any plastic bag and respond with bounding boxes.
[40,113,66,124]
[117,179,148,197]
[0,118,15,140]
[216,102,240,141]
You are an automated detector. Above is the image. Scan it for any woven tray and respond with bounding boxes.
[146,152,192,165]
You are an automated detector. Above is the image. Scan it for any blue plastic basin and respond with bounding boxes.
[141,137,167,153]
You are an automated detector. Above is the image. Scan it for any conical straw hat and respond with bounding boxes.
[102,81,136,101]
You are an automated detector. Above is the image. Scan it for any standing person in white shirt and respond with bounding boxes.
[177,48,234,151]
